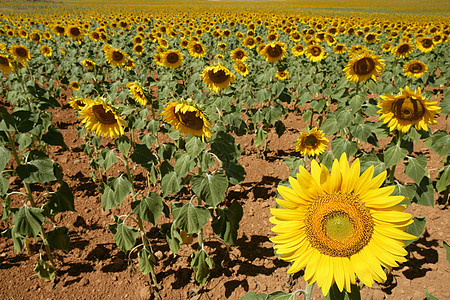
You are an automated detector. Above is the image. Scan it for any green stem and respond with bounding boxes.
[309,109,314,128]
[389,131,404,183]
[303,282,315,300]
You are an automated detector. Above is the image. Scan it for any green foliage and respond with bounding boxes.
[405,216,426,246]
[191,173,229,208]
[131,193,163,225]
[325,283,361,300]
[13,206,44,238]
[191,249,214,285]
[171,202,210,234]
[47,226,70,251]
[444,241,450,265]
[113,223,139,253]
[211,202,243,245]
[100,175,132,210]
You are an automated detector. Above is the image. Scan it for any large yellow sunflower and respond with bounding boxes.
[105,48,127,67]
[333,43,347,55]
[295,127,328,156]
[40,45,52,57]
[261,41,287,63]
[291,44,305,56]
[305,44,327,62]
[201,64,235,93]
[162,50,183,69]
[126,82,148,106]
[415,37,435,53]
[392,42,414,59]
[403,60,428,78]
[78,99,126,138]
[270,153,416,296]
[10,45,31,62]
[344,52,385,83]
[377,86,441,133]
[161,99,212,141]
[67,25,83,41]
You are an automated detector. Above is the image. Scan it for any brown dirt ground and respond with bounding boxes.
[0,91,449,300]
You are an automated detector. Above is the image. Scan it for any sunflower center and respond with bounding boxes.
[304,135,318,146]
[175,111,204,130]
[112,51,124,61]
[16,47,28,58]
[311,46,321,56]
[207,69,230,84]
[193,44,203,53]
[166,52,179,63]
[235,50,244,59]
[70,27,81,37]
[246,38,254,45]
[397,44,410,54]
[353,57,375,75]
[267,44,283,57]
[421,39,433,48]
[0,56,9,66]
[92,104,118,124]
[409,63,422,73]
[304,192,374,257]
[392,96,426,121]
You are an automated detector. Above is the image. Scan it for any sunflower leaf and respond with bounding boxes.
[191,249,214,285]
[16,150,57,183]
[185,136,206,158]
[48,181,75,213]
[47,226,70,251]
[436,165,450,193]
[100,175,132,210]
[171,202,210,234]
[113,223,138,253]
[424,130,450,157]
[325,283,361,300]
[404,155,427,184]
[0,146,10,173]
[425,290,439,300]
[405,216,426,246]
[444,241,450,265]
[138,248,156,275]
[161,171,183,197]
[331,137,359,159]
[131,192,163,225]
[12,206,44,238]
[240,291,267,300]
[414,177,434,207]
[192,173,228,208]
[383,144,407,168]
[211,202,243,245]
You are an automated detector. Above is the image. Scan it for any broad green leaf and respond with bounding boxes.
[138,249,156,274]
[240,291,267,300]
[255,127,268,147]
[171,202,210,234]
[393,183,416,206]
[98,148,118,171]
[331,137,358,159]
[191,173,229,208]
[16,151,57,183]
[414,177,434,207]
[222,160,246,185]
[404,155,427,184]
[200,151,215,171]
[131,144,157,170]
[325,283,361,300]
[336,110,353,130]
[211,131,241,161]
[436,165,450,193]
[162,222,183,255]
[42,125,68,150]
[405,216,426,246]
[100,175,132,210]
[264,106,282,124]
[47,226,70,251]
[444,241,450,264]
[266,291,296,300]
[174,153,196,177]
[211,202,243,245]
[115,135,131,157]
[131,192,163,225]
[34,258,56,280]
[185,136,206,158]
[161,171,183,197]
[321,113,339,135]
[13,206,45,238]
[0,176,8,196]
[48,181,75,213]
[113,223,138,252]
[191,249,214,285]
[383,144,408,168]
[157,143,177,161]
[424,130,449,157]
[0,146,11,172]
[359,151,385,176]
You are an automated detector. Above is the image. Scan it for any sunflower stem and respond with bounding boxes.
[303,282,315,300]
[389,131,404,183]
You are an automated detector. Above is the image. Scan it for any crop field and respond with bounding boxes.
[0,0,449,299]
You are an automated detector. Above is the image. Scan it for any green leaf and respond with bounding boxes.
[266,290,296,300]
[0,176,8,196]
[16,150,57,183]
[131,192,163,225]
[191,249,214,285]
[393,183,416,206]
[13,206,45,238]
[42,125,68,150]
[255,126,268,147]
[414,177,434,207]
[336,110,353,130]
[425,289,439,300]
[191,173,228,208]
[241,291,268,300]
[321,113,339,135]
[383,144,408,168]
[331,137,359,159]
[47,226,70,251]
[131,144,157,170]
[359,151,385,176]
[138,249,156,274]
[0,146,11,172]
[157,143,177,161]
[264,106,282,124]
[161,171,183,197]
[424,130,449,157]
[48,181,75,213]
[325,283,361,300]
[34,258,56,280]
[185,136,207,158]
[162,222,183,255]
[100,175,132,210]
[171,202,210,234]
[405,216,426,246]
[222,160,246,185]
[174,153,196,177]
[444,241,450,264]
[113,223,138,252]
[436,165,450,193]
[404,155,427,184]
[211,131,241,161]
[115,135,131,157]
[211,202,243,245]
[98,148,118,172]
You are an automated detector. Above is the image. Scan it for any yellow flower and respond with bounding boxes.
[0,53,14,74]
[392,42,414,59]
[69,81,80,91]
[270,153,416,296]
[40,45,52,57]
[261,41,286,63]
[403,60,428,78]
[201,64,235,93]
[161,99,212,141]
[124,58,135,71]
[10,45,30,62]
[69,97,94,110]
[133,44,145,55]
[78,99,126,138]
[188,41,206,58]
[105,48,127,67]
[344,52,385,83]
[126,82,148,106]
[295,128,328,156]
[242,36,256,49]
[230,48,247,62]
[81,59,96,70]
[415,37,435,53]
[234,60,249,77]
[305,44,327,62]
[67,25,83,41]
[162,50,183,69]
[276,70,289,80]
[333,43,347,55]
[377,86,441,133]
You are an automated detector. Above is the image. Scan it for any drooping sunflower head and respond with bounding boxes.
[105,48,127,67]
[201,64,236,93]
[343,52,385,83]
[392,42,414,59]
[126,82,148,106]
[69,81,81,90]
[234,60,249,77]
[10,45,30,62]
[261,41,287,63]
[78,98,126,138]
[377,86,441,133]
[161,99,212,141]
[295,127,328,156]
[40,45,52,57]
[403,60,428,78]
[270,153,416,296]
[305,44,327,62]
[162,50,184,69]
[230,47,247,62]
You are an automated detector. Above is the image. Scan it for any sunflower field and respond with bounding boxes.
[0,0,449,299]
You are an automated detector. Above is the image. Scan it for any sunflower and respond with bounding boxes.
[69,81,81,91]
[230,48,247,62]
[270,153,416,296]
[162,50,183,69]
[40,45,52,57]
[81,59,96,70]
[126,82,148,106]
[201,64,235,93]
[180,38,189,49]
[124,58,135,71]
[364,33,378,44]
[242,36,256,49]
[10,45,30,62]
[67,25,83,41]
[69,97,94,110]
[89,31,100,42]
[105,48,127,67]
[305,44,327,62]
[403,60,428,78]
[333,43,347,55]
[132,35,144,45]
[0,54,14,74]
[234,60,249,77]
[29,31,41,43]
[216,54,225,61]
[161,99,212,141]
[188,41,206,58]
[276,70,289,80]
[381,42,392,52]
[377,86,441,133]
[344,52,385,83]
[295,128,328,156]
[292,44,305,56]
[153,52,164,66]
[261,42,287,63]
[133,44,145,55]
[78,99,126,138]
[392,42,414,59]
[52,25,65,36]
[415,37,435,53]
